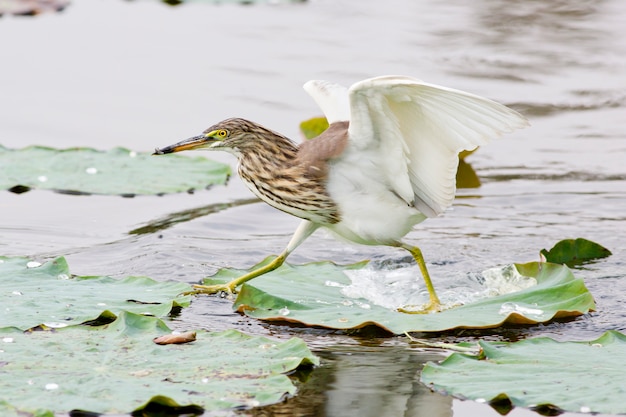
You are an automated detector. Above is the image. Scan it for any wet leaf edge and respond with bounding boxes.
[225,261,596,334]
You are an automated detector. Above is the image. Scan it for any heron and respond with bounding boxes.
[154,76,528,312]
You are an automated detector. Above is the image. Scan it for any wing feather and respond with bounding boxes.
[347,76,529,217]
[303,80,350,123]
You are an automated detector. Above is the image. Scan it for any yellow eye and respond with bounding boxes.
[217,130,228,138]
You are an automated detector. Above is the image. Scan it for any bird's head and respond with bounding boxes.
[153,118,260,156]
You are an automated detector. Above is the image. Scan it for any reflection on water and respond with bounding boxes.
[128,198,259,235]
[238,347,451,417]
[1,0,625,416]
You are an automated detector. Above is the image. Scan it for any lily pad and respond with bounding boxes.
[299,116,330,140]
[0,145,230,196]
[420,331,626,415]
[540,238,612,266]
[0,256,191,330]
[0,311,319,415]
[202,260,595,334]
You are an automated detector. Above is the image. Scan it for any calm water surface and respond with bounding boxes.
[1,1,625,416]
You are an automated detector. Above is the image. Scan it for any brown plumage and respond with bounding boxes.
[195,117,348,224]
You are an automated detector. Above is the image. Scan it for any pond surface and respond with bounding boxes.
[1,0,625,416]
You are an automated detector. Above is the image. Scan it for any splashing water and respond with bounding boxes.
[341,263,537,310]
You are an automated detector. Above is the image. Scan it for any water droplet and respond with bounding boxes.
[85,167,98,175]
[476,398,487,403]
[45,383,59,390]
[591,343,602,348]
[580,406,591,413]
[2,337,14,343]
[279,307,290,316]
[130,369,151,377]
[26,261,41,268]
[324,280,343,287]
[12,291,22,296]
[201,377,209,383]
[37,175,48,182]
[97,303,107,307]
[337,318,349,323]
[258,343,276,349]
[43,322,68,329]
[359,303,371,309]
[341,300,353,306]
[57,274,70,280]
[129,151,137,158]
[498,302,544,317]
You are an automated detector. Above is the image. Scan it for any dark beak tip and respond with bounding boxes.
[152,147,168,155]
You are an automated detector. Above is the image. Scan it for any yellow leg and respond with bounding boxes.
[398,243,442,313]
[187,253,287,295]
[186,220,319,297]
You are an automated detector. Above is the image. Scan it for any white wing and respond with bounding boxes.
[303,80,350,123]
[346,75,529,217]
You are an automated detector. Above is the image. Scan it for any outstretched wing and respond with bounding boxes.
[346,75,529,217]
[303,79,350,124]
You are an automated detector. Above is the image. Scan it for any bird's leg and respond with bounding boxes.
[188,253,288,296]
[188,220,319,296]
[397,242,442,313]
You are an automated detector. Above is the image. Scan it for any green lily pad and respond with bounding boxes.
[0,256,191,330]
[540,238,612,266]
[0,312,319,415]
[202,260,595,334]
[299,116,330,140]
[420,331,626,415]
[456,159,481,188]
[0,145,230,196]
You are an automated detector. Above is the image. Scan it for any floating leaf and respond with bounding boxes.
[0,312,319,415]
[540,238,612,266]
[456,159,481,188]
[0,145,230,196]
[299,116,329,140]
[458,149,476,159]
[201,260,595,334]
[0,256,191,330]
[420,331,626,415]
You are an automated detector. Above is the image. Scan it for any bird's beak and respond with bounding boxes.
[153,134,215,155]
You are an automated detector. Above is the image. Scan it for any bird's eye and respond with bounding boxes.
[217,130,228,138]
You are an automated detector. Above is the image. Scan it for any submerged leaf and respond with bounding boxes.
[0,312,318,415]
[0,256,191,330]
[540,238,612,266]
[420,331,626,415]
[0,145,230,196]
[202,260,595,334]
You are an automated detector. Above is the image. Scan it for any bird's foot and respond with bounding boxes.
[182,282,238,297]
[397,300,444,314]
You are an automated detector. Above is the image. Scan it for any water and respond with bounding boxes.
[1,0,625,416]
